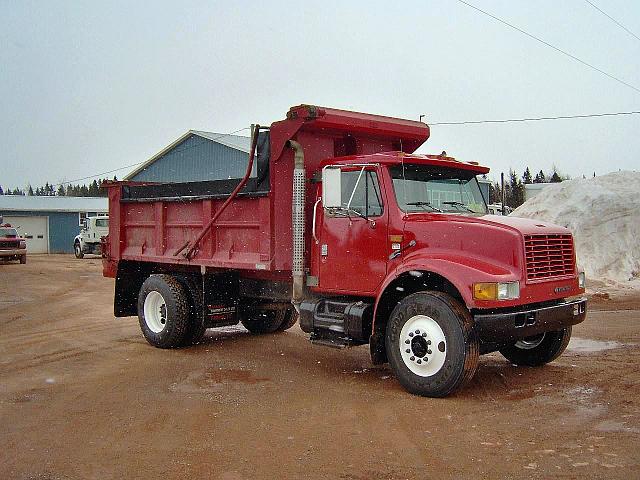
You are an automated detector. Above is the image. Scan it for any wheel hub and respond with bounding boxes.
[399,315,447,376]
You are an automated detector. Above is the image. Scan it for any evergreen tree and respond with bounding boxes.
[534,170,546,183]
[57,184,65,196]
[550,169,562,183]
[0,185,3,195]
[507,169,524,208]
[522,167,532,184]
[88,179,99,196]
[489,182,501,204]
[27,185,34,196]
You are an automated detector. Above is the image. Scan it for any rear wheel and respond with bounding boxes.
[137,275,190,348]
[385,291,479,397]
[240,305,290,334]
[276,307,298,331]
[500,327,572,366]
[19,255,26,264]
[178,277,207,346]
[74,242,84,259]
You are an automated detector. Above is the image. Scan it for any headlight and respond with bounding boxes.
[473,282,520,300]
[578,272,586,289]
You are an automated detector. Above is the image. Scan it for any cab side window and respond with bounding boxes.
[340,170,383,217]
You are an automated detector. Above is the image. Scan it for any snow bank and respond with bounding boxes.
[511,171,640,289]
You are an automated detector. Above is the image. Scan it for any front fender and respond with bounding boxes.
[375,248,520,312]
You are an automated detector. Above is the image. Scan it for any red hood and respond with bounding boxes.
[404,213,571,236]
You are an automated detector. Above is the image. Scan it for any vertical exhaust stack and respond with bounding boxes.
[287,140,305,312]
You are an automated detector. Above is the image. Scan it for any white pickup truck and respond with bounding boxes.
[74,215,109,258]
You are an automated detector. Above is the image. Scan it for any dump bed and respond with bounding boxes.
[102,105,430,278]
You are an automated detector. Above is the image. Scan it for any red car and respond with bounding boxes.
[0,224,27,264]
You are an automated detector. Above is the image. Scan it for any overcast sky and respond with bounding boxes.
[1,0,639,189]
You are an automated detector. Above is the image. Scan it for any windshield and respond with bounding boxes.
[96,218,109,228]
[0,227,18,237]
[390,164,488,214]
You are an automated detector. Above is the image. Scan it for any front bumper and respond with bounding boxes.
[0,248,27,258]
[473,297,587,343]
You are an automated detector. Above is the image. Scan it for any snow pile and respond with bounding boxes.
[511,171,640,289]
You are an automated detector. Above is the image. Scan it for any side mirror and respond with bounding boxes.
[322,167,342,208]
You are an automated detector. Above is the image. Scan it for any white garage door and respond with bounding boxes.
[4,216,49,254]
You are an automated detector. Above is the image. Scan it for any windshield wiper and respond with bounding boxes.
[406,201,443,212]
[442,201,474,213]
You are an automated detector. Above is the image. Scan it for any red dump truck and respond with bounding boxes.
[102,105,586,397]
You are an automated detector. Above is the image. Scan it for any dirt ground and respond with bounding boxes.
[1,255,639,480]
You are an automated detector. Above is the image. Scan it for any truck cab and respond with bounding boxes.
[299,151,586,395]
[74,215,109,258]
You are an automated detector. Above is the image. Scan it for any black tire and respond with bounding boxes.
[500,327,572,367]
[137,274,190,348]
[385,291,479,398]
[276,307,298,331]
[19,255,26,264]
[240,306,289,334]
[177,277,207,346]
[74,242,84,259]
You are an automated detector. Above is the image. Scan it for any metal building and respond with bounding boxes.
[125,131,253,183]
[0,196,108,254]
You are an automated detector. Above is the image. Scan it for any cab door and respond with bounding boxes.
[312,166,389,295]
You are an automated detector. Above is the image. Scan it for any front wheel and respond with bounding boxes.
[19,255,26,264]
[385,292,479,397]
[74,242,84,259]
[499,327,572,366]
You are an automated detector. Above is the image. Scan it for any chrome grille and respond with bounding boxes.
[524,234,575,280]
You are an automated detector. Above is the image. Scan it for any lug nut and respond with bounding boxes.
[405,349,410,354]
[421,332,427,337]
[409,332,414,337]
[415,330,420,334]
[427,349,432,355]
[405,339,410,344]
[426,340,432,345]
[410,356,415,361]
[417,359,422,364]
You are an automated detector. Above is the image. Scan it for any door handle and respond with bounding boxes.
[312,197,322,244]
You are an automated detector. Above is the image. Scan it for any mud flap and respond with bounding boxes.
[202,273,239,327]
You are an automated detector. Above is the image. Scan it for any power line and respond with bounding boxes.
[53,127,251,188]
[429,110,640,125]
[457,0,640,94]
[584,0,640,42]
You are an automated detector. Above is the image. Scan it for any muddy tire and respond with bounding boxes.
[385,291,479,397]
[74,242,83,259]
[19,255,26,264]
[240,306,289,334]
[137,274,190,348]
[500,327,572,367]
[276,307,298,331]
